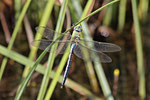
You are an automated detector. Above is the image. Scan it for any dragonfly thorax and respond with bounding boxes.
[71,35,80,45]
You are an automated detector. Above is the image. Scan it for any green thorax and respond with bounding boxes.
[71,24,82,39]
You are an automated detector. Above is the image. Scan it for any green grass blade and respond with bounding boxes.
[37,0,69,99]
[103,4,113,26]
[0,0,32,81]
[131,0,145,99]
[74,0,120,27]
[118,0,127,31]
[80,0,93,19]
[75,1,115,99]
[0,46,45,74]
[22,0,55,78]
[14,42,54,100]
[82,23,114,100]
[68,0,80,22]
[138,0,149,22]
[14,0,22,19]
[73,0,100,93]
[45,46,70,100]
[0,45,101,99]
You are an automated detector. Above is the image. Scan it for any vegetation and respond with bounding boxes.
[0,0,149,99]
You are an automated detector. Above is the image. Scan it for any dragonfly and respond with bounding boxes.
[33,25,121,88]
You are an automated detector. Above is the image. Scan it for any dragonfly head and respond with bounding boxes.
[74,25,82,32]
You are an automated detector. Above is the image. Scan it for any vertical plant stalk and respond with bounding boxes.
[24,15,34,49]
[0,12,11,43]
[0,0,31,81]
[131,0,145,99]
[45,46,70,100]
[71,0,100,93]
[82,23,114,100]
[118,0,127,31]
[103,3,112,26]
[22,0,55,78]
[14,0,22,19]
[78,1,114,99]
[37,0,69,99]
[138,0,149,22]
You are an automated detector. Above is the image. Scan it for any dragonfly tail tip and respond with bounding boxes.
[61,85,64,88]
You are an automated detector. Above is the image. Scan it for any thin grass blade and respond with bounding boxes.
[22,0,55,78]
[131,0,145,99]
[37,0,69,99]
[0,0,32,81]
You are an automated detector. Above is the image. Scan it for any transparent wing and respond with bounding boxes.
[73,43,112,63]
[35,26,71,41]
[79,39,121,52]
[32,39,71,54]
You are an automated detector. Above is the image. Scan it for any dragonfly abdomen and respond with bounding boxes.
[61,43,76,88]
